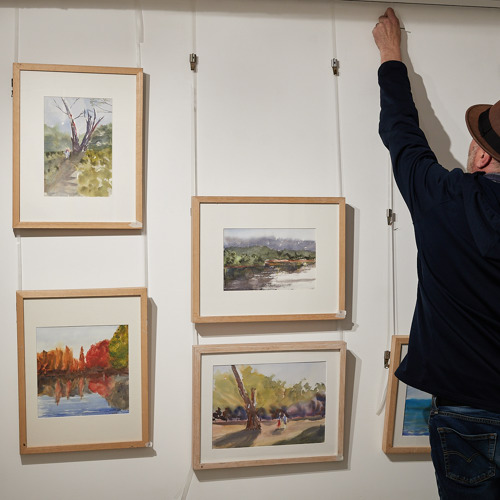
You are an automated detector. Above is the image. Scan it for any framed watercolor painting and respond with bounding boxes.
[192,341,346,469]
[192,196,346,322]
[383,335,431,454]
[16,288,149,454]
[13,63,143,229]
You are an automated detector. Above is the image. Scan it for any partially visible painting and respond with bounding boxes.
[383,335,431,454]
[193,341,346,469]
[212,361,326,449]
[402,385,431,437]
[223,228,316,291]
[192,197,346,322]
[44,96,112,197]
[17,288,149,454]
[37,325,128,418]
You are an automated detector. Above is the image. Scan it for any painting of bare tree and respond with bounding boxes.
[212,362,327,449]
[44,96,112,197]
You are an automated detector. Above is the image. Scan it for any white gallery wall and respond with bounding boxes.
[1,1,499,499]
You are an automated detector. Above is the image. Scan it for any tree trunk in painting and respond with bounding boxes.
[59,97,104,154]
[231,365,261,431]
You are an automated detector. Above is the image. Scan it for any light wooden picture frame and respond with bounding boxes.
[17,287,149,454]
[13,63,143,229]
[192,341,346,469]
[192,196,346,323]
[383,335,431,454]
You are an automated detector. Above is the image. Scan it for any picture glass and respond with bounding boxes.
[223,228,316,291]
[15,65,142,227]
[44,96,112,197]
[37,325,129,418]
[198,201,342,318]
[212,361,326,449]
[20,293,147,452]
[198,348,342,466]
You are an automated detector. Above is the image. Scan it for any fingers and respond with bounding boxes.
[378,8,399,26]
[386,7,397,21]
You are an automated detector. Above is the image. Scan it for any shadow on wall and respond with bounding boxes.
[400,30,465,173]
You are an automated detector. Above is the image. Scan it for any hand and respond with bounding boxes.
[372,8,402,64]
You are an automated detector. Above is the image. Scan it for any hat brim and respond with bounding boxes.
[465,104,500,162]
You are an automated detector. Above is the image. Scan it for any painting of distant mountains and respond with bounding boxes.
[223,228,316,291]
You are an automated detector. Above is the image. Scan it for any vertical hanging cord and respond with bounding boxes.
[330,2,344,201]
[389,157,398,339]
[15,8,22,291]
[376,153,396,416]
[135,4,148,291]
[330,3,345,343]
[191,1,199,351]
[181,4,198,500]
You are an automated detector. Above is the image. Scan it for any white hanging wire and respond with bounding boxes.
[135,4,149,292]
[183,3,198,500]
[191,0,199,351]
[376,152,397,416]
[330,3,345,343]
[14,8,22,292]
[330,2,344,201]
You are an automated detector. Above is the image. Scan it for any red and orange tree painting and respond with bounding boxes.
[36,325,129,418]
[37,325,128,376]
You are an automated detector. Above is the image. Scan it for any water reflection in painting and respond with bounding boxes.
[36,325,129,418]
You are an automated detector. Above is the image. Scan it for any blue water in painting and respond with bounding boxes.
[38,392,128,418]
[402,398,432,436]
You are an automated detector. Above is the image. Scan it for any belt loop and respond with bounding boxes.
[431,395,438,415]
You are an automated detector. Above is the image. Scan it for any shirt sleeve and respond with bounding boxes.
[378,61,456,218]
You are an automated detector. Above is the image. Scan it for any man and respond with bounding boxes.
[373,8,500,499]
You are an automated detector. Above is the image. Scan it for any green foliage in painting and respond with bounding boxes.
[213,365,325,414]
[76,146,112,197]
[224,246,316,267]
[44,124,71,153]
[89,123,112,150]
[109,325,129,370]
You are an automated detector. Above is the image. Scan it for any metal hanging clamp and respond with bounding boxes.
[384,350,391,369]
[190,53,198,72]
[387,208,396,226]
[331,58,339,76]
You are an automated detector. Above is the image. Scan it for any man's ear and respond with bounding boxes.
[477,150,493,170]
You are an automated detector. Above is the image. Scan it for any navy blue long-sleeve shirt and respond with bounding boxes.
[379,60,500,413]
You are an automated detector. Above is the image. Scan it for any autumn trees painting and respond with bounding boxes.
[37,325,128,376]
[36,325,129,418]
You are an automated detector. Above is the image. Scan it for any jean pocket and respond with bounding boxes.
[438,427,496,485]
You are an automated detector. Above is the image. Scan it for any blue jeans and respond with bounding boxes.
[429,396,500,499]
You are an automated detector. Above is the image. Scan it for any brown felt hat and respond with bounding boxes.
[466,100,500,162]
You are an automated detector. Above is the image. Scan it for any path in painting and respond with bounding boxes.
[212,418,325,448]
